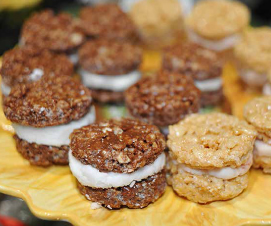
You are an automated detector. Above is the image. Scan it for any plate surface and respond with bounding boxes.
[0,54,270,226]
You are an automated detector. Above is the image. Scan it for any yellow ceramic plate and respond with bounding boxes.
[0,54,270,226]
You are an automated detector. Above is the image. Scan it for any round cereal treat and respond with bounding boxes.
[243,96,271,138]
[1,47,74,88]
[21,9,85,52]
[77,170,166,209]
[125,71,200,127]
[79,39,142,75]
[14,135,69,167]
[186,0,250,40]
[170,169,249,204]
[163,43,222,80]
[235,27,271,74]
[3,76,92,127]
[79,4,137,40]
[168,113,257,169]
[253,155,271,174]
[70,118,166,173]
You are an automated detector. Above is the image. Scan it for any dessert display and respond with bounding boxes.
[79,4,137,41]
[78,39,142,104]
[125,71,200,134]
[163,42,223,106]
[167,113,257,203]
[185,0,250,52]
[244,97,271,173]
[0,47,74,96]
[20,9,85,64]
[129,0,183,47]
[1,0,271,222]
[3,76,94,166]
[69,118,167,209]
[234,27,271,88]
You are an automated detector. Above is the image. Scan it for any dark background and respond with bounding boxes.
[0,0,271,55]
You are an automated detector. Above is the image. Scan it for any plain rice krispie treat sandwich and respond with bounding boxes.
[69,118,167,209]
[234,27,271,88]
[167,113,256,203]
[20,9,85,64]
[163,42,223,107]
[125,71,200,134]
[244,97,271,173]
[0,47,74,96]
[78,39,142,104]
[185,0,250,52]
[3,76,95,167]
[79,4,137,41]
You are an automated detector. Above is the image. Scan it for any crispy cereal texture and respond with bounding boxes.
[77,170,166,209]
[4,76,92,127]
[14,135,69,167]
[244,96,271,138]
[253,155,271,174]
[70,118,166,173]
[167,113,257,169]
[186,0,250,39]
[125,71,200,127]
[169,170,249,203]
[80,4,136,40]
[234,27,271,73]
[21,10,84,51]
[79,39,142,75]
[163,42,222,80]
[1,47,74,87]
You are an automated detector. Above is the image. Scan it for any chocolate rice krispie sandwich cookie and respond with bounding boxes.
[163,42,223,106]
[125,71,200,134]
[234,27,271,89]
[78,39,142,104]
[185,0,250,52]
[20,9,85,64]
[167,113,256,203]
[69,118,167,209]
[79,4,137,41]
[3,76,95,167]
[1,47,74,96]
[244,97,271,173]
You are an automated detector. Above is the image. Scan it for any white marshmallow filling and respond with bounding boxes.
[1,68,44,96]
[13,106,96,147]
[263,84,271,96]
[69,151,166,188]
[79,69,141,92]
[187,29,241,52]
[1,82,11,96]
[239,69,267,87]
[176,153,252,180]
[195,77,222,92]
[254,140,271,157]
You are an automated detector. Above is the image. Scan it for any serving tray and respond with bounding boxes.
[0,52,270,226]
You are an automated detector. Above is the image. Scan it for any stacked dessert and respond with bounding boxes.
[167,113,256,203]
[163,42,223,107]
[1,47,73,96]
[125,71,200,134]
[20,10,85,64]
[3,76,94,166]
[69,118,167,209]
[244,97,271,173]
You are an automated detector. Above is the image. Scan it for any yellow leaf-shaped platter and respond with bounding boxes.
[0,54,270,226]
